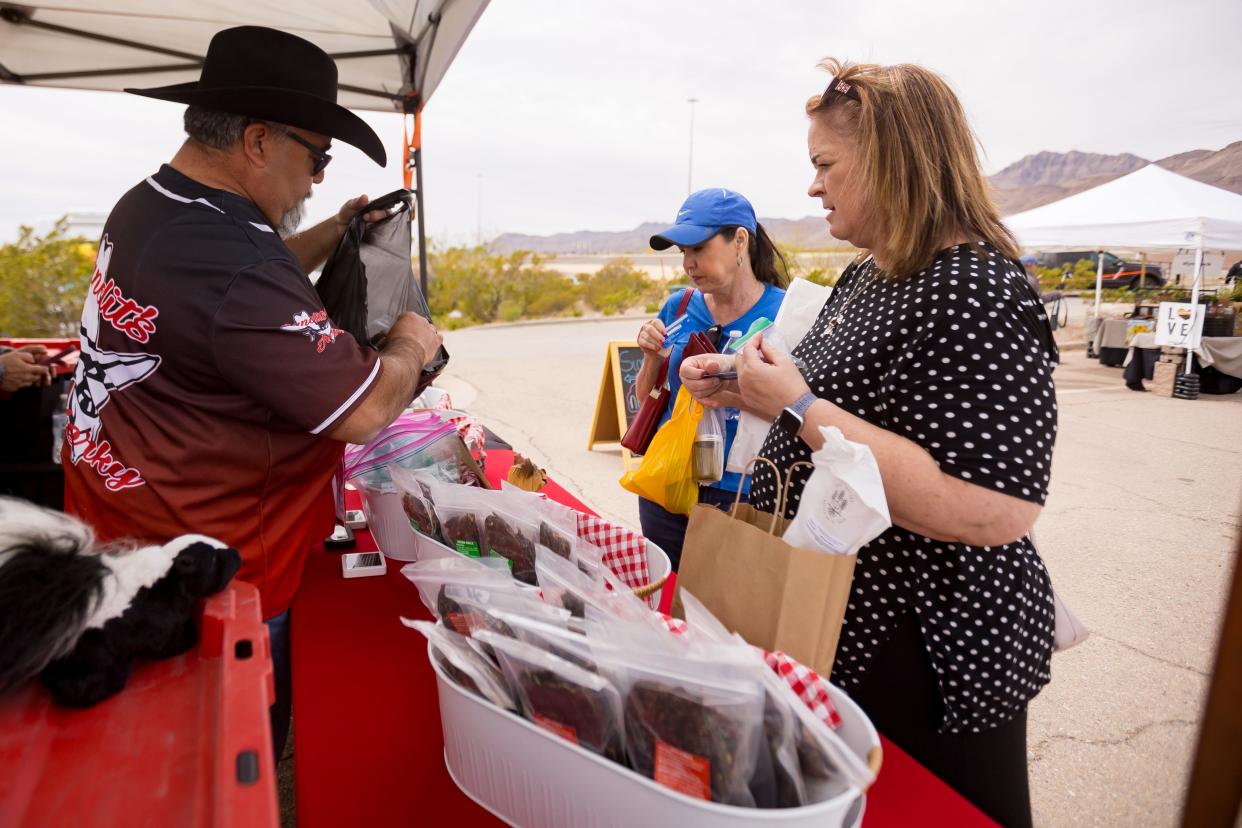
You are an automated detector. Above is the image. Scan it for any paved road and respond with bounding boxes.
[438,316,1242,827]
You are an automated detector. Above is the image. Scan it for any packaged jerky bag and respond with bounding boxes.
[440,582,570,641]
[591,644,765,806]
[535,546,647,621]
[399,557,510,620]
[474,630,626,763]
[316,188,448,395]
[402,619,516,711]
[481,506,541,585]
[626,658,765,807]
[766,658,873,796]
[675,590,806,808]
[431,483,492,559]
[390,465,443,542]
[490,608,598,672]
[748,652,808,808]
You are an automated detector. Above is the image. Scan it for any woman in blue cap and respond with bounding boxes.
[633,188,787,570]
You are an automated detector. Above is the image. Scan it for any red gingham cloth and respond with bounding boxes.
[576,513,650,590]
[764,649,841,729]
[656,613,688,635]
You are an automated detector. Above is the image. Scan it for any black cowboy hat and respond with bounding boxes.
[126,26,386,166]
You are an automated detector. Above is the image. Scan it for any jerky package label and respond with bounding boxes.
[532,714,579,746]
[444,612,470,636]
[454,541,481,557]
[654,740,710,800]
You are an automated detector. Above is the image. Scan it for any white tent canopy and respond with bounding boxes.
[1007,164,1242,252]
[0,0,490,292]
[1007,164,1242,375]
[0,0,489,113]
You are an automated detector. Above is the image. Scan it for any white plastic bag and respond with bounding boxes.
[726,279,832,474]
[693,407,725,484]
[783,426,891,555]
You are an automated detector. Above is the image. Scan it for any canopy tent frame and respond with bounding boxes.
[0,0,480,298]
[1007,164,1242,372]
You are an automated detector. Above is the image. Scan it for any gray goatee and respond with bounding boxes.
[277,193,312,238]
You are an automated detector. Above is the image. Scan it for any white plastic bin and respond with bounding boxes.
[429,642,876,828]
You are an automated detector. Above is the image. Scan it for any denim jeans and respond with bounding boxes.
[637,486,745,572]
[266,609,292,761]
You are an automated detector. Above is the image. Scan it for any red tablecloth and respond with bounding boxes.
[291,450,994,827]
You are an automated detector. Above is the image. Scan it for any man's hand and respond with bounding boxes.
[334,195,393,236]
[1,348,53,393]
[736,333,811,420]
[327,314,442,446]
[387,312,442,367]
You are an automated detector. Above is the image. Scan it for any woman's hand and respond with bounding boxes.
[679,354,738,407]
[636,318,667,359]
[736,333,811,420]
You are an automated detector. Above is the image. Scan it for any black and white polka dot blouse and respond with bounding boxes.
[749,242,1057,734]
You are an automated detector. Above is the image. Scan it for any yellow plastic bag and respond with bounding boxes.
[619,387,703,516]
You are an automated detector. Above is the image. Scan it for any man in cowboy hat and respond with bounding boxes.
[61,26,442,753]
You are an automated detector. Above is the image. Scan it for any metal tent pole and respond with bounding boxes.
[414,144,429,300]
[1185,239,1204,377]
[1094,251,1104,315]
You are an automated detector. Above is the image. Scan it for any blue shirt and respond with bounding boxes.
[657,284,786,495]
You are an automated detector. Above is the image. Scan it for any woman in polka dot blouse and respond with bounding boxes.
[680,59,1058,828]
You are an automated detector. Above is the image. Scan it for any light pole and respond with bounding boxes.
[686,97,699,196]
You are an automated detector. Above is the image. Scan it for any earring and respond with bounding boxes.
[736,254,743,267]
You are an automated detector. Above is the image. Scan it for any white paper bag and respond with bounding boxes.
[783,426,890,555]
[726,278,832,474]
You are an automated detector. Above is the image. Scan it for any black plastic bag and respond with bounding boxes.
[316,189,448,389]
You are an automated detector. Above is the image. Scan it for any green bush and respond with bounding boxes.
[498,299,524,323]
[581,258,660,315]
[0,217,95,337]
[426,246,581,326]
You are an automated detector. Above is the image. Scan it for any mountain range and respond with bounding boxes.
[489,141,1242,254]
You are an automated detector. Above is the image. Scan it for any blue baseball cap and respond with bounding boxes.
[1019,254,1039,266]
[649,188,758,251]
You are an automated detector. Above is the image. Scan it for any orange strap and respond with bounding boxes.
[402,109,422,189]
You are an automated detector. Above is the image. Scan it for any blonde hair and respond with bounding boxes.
[806,59,1019,279]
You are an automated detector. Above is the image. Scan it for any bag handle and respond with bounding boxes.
[732,456,782,535]
[776,461,814,522]
[729,457,814,535]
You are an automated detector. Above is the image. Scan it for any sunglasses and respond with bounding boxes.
[286,132,333,176]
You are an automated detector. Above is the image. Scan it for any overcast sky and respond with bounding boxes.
[2,0,1239,245]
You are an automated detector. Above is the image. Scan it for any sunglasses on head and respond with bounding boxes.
[286,131,333,176]
[822,76,862,103]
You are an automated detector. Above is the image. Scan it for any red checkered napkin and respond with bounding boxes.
[575,513,650,589]
[764,649,841,729]
[655,613,689,635]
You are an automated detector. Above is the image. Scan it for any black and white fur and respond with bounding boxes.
[0,498,241,707]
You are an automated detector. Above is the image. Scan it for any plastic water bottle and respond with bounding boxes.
[51,394,67,464]
[721,331,743,427]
